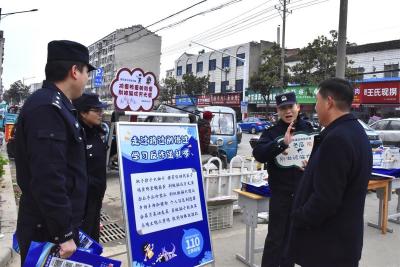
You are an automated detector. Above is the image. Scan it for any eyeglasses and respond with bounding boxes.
[88,108,103,114]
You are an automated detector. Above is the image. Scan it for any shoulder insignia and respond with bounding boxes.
[52,102,62,109]
[51,93,62,109]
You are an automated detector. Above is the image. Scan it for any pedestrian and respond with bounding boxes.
[197,111,213,154]
[73,93,108,242]
[15,40,95,265]
[287,78,372,267]
[253,92,314,267]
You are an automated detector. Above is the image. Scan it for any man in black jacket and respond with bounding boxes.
[15,40,95,265]
[288,78,372,267]
[253,92,314,267]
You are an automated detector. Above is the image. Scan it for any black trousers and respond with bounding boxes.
[301,263,359,267]
[261,191,295,267]
[81,186,105,242]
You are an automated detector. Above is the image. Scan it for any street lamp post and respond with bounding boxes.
[189,41,248,119]
[0,8,39,23]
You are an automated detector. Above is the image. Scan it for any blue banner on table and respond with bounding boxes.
[116,122,214,267]
[23,241,121,267]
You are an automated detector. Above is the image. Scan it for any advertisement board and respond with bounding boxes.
[116,122,214,267]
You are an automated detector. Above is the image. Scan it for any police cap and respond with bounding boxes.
[73,93,108,111]
[47,40,96,71]
[275,92,297,108]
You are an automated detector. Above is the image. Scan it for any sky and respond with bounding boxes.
[1,0,399,90]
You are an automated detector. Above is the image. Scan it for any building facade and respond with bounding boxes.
[346,40,400,80]
[173,41,274,95]
[86,25,161,99]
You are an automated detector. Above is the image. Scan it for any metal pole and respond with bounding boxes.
[336,0,348,79]
[277,25,281,45]
[280,0,287,87]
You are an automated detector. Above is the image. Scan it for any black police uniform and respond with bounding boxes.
[74,94,108,242]
[15,40,94,265]
[80,123,107,242]
[15,81,88,262]
[252,93,314,267]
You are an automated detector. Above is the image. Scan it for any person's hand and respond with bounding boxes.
[59,239,77,259]
[284,122,295,145]
[299,160,308,171]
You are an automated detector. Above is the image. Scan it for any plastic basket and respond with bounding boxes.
[207,200,234,231]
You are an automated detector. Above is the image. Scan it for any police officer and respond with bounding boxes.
[253,92,314,267]
[15,40,95,265]
[73,93,108,242]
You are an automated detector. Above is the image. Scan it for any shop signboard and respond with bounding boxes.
[248,86,318,105]
[116,122,214,267]
[359,81,400,104]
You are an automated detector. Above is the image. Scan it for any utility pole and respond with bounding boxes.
[336,0,348,78]
[276,0,291,87]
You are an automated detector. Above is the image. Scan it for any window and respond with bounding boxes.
[388,120,400,130]
[209,59,216,71]
[186,64,192,74]
[235,79,244,92]
[221,81,229,93]
[350,67,365,81]
[222,56,230,68]
[236,53,245,66]
[176,66,182,76]
[384,64,399,78]
[196,62,203,73]
[371,120,389,130]
[208,82,215,93]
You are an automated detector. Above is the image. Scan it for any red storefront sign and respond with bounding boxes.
[197,95,211,106]
[197,93,241,107]
[359,82,400,104]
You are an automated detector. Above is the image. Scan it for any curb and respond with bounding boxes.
[0,158,18,267]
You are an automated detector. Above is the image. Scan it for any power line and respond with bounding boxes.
[115,0,243,47]
[104,0,331,71]
[114,0,208,44]
[126,0,328,67]
[161,1,278,54]
[162,0,329,55]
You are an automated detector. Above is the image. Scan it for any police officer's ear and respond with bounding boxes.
[70,64,87,80]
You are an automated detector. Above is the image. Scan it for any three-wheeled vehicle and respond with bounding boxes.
[200,106,238,163]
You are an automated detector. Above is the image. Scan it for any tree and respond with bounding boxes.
[180,73,209,97]
[290,30,355,85]
[3,80,30,105]
[250,43,287,110]
[159,77,178,104]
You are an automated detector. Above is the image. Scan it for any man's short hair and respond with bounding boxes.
[45,60,86,82]
[318,78,354,111]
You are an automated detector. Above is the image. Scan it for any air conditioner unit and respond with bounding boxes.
[223,67,230,72]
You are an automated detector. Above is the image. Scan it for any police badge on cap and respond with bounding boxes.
[275,92,297,108]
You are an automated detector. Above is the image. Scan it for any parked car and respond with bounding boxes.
[238,117,272,134]
[357,119,383,148]
[369,118,400,147]
[248,119,382,150]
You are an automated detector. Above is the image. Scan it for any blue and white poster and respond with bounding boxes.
[116,122,214,267]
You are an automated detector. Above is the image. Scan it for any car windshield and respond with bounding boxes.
[358,119,374,131]
[211,112,234,135]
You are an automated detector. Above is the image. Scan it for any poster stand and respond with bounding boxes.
[112,111,215,267]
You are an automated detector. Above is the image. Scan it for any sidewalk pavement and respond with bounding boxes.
[0,158,18,267]
[3,163,400,266]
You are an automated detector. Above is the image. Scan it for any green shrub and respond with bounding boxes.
[0,156,8,177]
